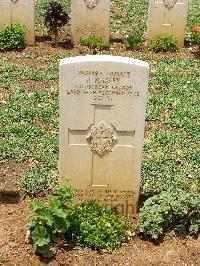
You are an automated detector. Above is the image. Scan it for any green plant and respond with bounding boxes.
[44,0,69,44]
[138,189,200,240]
[0,253,8,263]
[26,186,74,257]
[68,200,128,252]
[0,23,26,51]
[18,171,48,194]
[110,0,148,38]
[190,26,200,54]
[80,35,109,50]
[124,31,143,49]
[149,35,178,52]
[186,0,200,43]
[18,170,57,195]
[190,32,200,46]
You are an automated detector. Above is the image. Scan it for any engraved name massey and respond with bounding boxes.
[65,70,140,101]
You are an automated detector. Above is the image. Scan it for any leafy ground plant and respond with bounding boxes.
[0,23,26,51]
[124,31,143,50]
[80,35,109,50]
[138,189,200,240]
[186,0,200,43]
[18,170,57,195]
[26,186,74,257]
[26,190,129,257]
[149,35,178,52]
[69,200,128,252]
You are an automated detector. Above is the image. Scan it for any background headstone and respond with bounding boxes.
[147,0,189,47]
[59,55,149,215]
[71,0,110,45]
[0,0,35,45]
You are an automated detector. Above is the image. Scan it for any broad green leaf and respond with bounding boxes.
[47,195,61,207]
[39,209,54,226]
[29,200,44,212]
[25,216,38,229]
[31,225,51,247]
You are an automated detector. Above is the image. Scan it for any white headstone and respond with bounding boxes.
[71,0,110,45]
[59,55,149,215]
[0,0,35,45]
[147,0,188,47]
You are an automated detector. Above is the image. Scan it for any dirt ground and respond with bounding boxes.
[0,39,200,266]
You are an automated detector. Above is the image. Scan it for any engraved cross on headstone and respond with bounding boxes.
[68,104,135,187]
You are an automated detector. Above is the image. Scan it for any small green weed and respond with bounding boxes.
[18,170,56,194]
[80,35,109,50]
[0,59,20,88]
[69,200,128,252]
[0,253,8,262]
[0,23,26,52]
[26,186,75,257]
[23,67,58,81]
[124,31,143,50]
[190,31,200,46]
[149,35,178,52]
[138,189,200,240]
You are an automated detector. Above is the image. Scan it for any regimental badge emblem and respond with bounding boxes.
[163,0,178,8]
[11,0,20,3]
[84,0,100,9]
[86,121,117,155]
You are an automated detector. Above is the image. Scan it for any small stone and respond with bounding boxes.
[25,230,31,244]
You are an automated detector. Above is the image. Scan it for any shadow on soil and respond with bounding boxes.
[38,242,75,264]
[0,191,20,204]
[35,35,74,50]
[51,40,74,50]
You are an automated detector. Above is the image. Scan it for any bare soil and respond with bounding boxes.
[0,39,200,266]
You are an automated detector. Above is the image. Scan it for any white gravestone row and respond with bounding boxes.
[59,55,149,215]
[71,0,189,47]
[0,0,189,47]
[0,0,35,45]
[147,0,189,47]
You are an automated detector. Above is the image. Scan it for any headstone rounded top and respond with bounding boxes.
[60,55,149,69]
[84,0,100,9]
